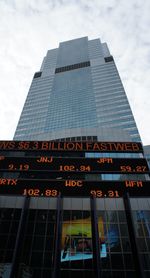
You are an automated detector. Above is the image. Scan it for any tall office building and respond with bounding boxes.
[14,37,140,142]
[0,37,150,278]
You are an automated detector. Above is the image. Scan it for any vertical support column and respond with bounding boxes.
[10,196,30,278]
[52,194,63,278]
[90,196,101,278]
[123,193,144,278]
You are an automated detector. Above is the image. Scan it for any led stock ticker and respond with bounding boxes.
[0,156,149,174]
[0,140,149,198]
[0,140,143,153]
[0,178,149,197]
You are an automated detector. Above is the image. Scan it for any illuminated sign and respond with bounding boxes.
[0,141,143,153]
[0,157,148,173]
[0,178,149,197]
[61,217,106,262]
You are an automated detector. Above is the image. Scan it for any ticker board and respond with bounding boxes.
[0,178,149,197]
[0,156,149,173]
[0,141,143,153]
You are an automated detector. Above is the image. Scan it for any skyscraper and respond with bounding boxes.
[0,37,150,278]
[14,37,140,142]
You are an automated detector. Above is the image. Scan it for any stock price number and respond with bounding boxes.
[23,188,58,197]
[90,190,119,198]
[120,165,147,172]
[8,164,29,171]
[59,165,91,171]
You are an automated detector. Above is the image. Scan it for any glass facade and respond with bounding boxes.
[14,37,140,141]
[0,195,150,277]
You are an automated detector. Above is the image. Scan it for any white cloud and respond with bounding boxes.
[0,0,150,145]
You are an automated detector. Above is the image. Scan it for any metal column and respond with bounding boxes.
[90,196,101,278]
[123,193,144,278]
[52,194,63,278]
[10,196,30,278]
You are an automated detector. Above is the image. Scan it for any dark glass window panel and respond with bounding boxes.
[101,255,111,269]
[119,224,129,236]
[14,209,21,220]
[0,209,14,220]
[60,270,70,278]
[45,236,54,251]
[144,271,150,278]
[146,238,150,251]
[117,211,127,223]
[0,235,8,249]
[28,210,36,221]
[101,271,112,278]
[36,210,48,222]
[135,223,144,236]
[82,136,86,141]
[112,271,125,278]
[137,237,147,251]
[140,253,150,270]
[109,238,121,253]
[83,211,91,219]
[7,235,16,249]
[68,258,83,269]
[111,254,124,269]
[121,237,131,252]
[43,252,53,267]
[48,211,56,222]
[107,224,119,237]
[47,223,55,235]
[106,211,117,223]
[125,271,136,278]
[62,210,71,221]
[34,72,42,78]
[22,235,33,255]
[143,211,150,221]
[71,210,83,220]
[42,269,52,278]
[32,268,42,278]
[124,253,135,269]
[104,56,114,62]
[55,61,90,74]
[143,223,150,237]
[83,258,94,269]
[0,251,4,261]
[10,221,19,234]
[32,236,45,251]
[0,221,10,234]
[26,221,35,234]
[4,249,14,262]
[93,136,97,141]
[87,136,92,141]
[83,270,95,278]
[31,251,43,267]
[35,222,46,235]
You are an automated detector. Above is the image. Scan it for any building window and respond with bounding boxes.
[104,56,114,62]
[55,61,90,74]
[34,72,42,78]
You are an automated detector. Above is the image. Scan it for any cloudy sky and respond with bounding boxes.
[0,0,150,145]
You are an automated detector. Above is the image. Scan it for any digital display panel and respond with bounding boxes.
[61,216,106,264]
[0,156,149,173]
[0,178,149,197]
[0,140,143,153]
